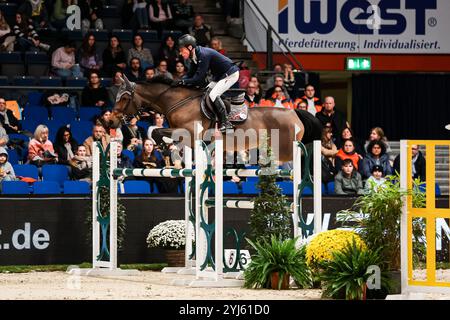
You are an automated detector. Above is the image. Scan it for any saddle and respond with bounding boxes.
[200,88,248,124]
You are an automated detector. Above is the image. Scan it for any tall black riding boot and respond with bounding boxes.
[213,97,234,132]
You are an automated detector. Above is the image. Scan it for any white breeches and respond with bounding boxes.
[208,71,240,102]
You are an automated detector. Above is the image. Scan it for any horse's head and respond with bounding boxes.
[110,74,140,128]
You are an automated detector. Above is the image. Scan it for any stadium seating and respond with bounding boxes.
[78,107,102,121]
[0,52,24,77]
[13,76,36,86]
[6,148,20,165]
[42,164,70,187]
[25,52,50,76]
[63,181,91,194]
[1,181,30,195]
[137,30,159,42]
[13,164,39,180]
[0,75,8,86]
[223,181,240,194]
[70,120,93,144]
[39,76,62,87]
[121,149,135,163]
[276,181,294,196]
[241,181,258,194]
[51,107,77,123]
[123,180,151,194]
[66,77,87,87]
[23,106,49,123]
[28,92,44,106]
[33,181,61,194]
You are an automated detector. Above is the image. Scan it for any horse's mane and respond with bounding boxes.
[142,75,174,86]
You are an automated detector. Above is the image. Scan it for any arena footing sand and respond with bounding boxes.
[0,271,322,300]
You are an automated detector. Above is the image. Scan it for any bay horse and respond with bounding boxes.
[110,76,322,162]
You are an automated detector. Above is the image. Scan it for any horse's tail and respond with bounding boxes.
[294,109,323,145]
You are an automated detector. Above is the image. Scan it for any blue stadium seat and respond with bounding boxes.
[42,164,69,187]
[13,164,39,180]
[70,120,93,144]
[6,148,19,165]
[0,76,8,86]
[112,29,133,42]
[23,106,49,123]
[121,149,135,163]
[162,30,182,40]
[28,92,44,106]
[277,181,294,195]
[43,120,66,142]
[63,181,91,194]
[100,77,112,87]
[78,107,101,121]
[123,180,151,194]
[99,5,119,17]
[61,28,83,41]
[138,30,159,42]
[13,76,36,86]
[0,52,25,77]
[223,181,240,194]
[301,186,313,196]
[33,181,61,194]
[39,76,62,87]
[8,133,30,143]
[21,119,39,133]
[326,181,335,195]
[0,3,17,16]
[25,51,50,76]
[241,181,258,194]
[1,181,30,195]
[66,77,87,87]
[51,107,77,123]
[137,121,150,133]
[89,29,109,41]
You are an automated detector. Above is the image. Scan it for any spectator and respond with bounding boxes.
[0,10,15,51]
[154,59,173,79]
[365,165,386,193]
[102,35,127,77]
[79,0,104,34]
[81,71,109,109]
[293,84,322,116]
[364,126,393,158]
[149,0,173,38]
[121,116,146,155]
[28,124,58,167]
[264,75,290,100]
[265,64,283,89]
[336,126,366,157]
[107,70,124,106]
[172,61,186,81]
[144,66,155,80]
[51,41,83,78]
[335,138,362,172]
[188,14,213,47]
[0,147,16,189]
[172,0,195,33]
[128,34,154,70]
[244,82,261,108]
[393,144,426,181]
[132,0,149,29]
[158,35,179,72]
[147,112,165,141]
[315,96,348,140]
[320,126,337,183]
[0,124,8,147]
[54,125,78,165]
[295,100,307,111]
[18,0,50,29]
[125,57,145,82]
[361,140,392,180]
[83,124,110,156]
[96,109,124,142]
[116,141,133,169]
[0,97,21,134]
[282,63,296,98]
[334,159,364,195]
[50,0,72,31]
[249,75,263,97]
[259,86,293,108]
[69,145,92,182]
[78,32,103,76]
[13,12,50,53]
[210,36,226,56]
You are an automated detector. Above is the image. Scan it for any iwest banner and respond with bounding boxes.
[244,0,450,54]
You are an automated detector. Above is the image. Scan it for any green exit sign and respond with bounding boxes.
[346,57,372,71]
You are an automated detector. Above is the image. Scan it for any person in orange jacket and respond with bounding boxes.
[293,84,322,115]
[258,86,294,109]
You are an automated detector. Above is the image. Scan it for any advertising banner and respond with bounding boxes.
[244,0,450,54]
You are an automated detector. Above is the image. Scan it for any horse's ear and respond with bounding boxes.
[122,74,135,90]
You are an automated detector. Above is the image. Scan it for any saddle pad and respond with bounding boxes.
[201,92,247,124]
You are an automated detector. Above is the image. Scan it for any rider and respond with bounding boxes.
[175,34,240,132]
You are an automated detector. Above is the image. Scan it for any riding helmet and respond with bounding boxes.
[178,34,197,49]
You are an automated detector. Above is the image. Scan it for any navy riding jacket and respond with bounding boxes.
[182,46,239,86]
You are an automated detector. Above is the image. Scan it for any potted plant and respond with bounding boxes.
[243,235,312,290]
[338,175,426,294]
[146,220,187,267]
[319,239,391,300]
